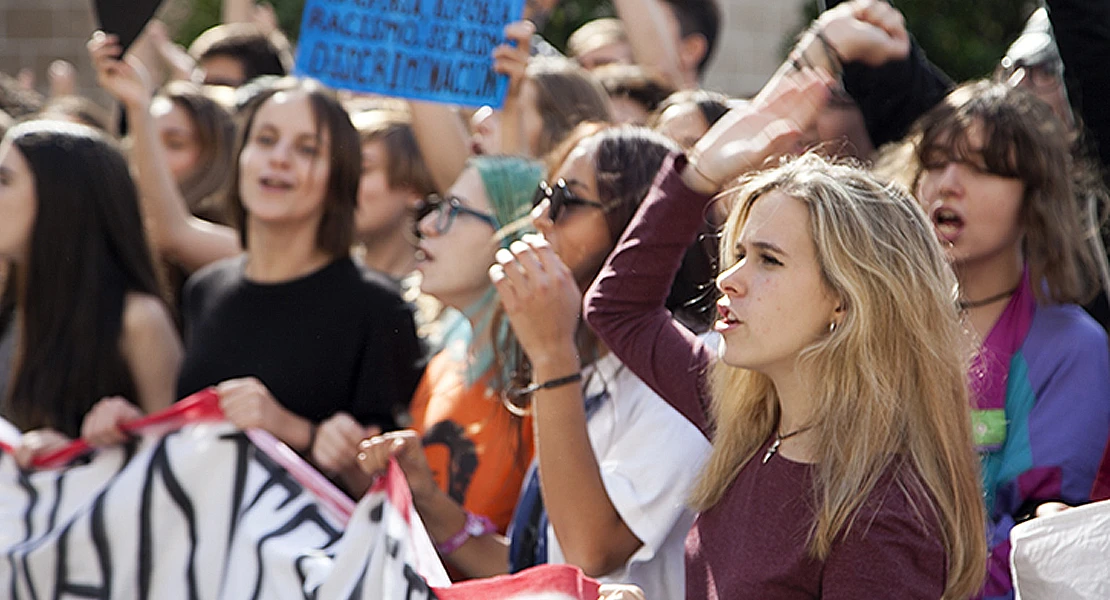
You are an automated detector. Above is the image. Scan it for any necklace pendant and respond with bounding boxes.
[762,438,781,464]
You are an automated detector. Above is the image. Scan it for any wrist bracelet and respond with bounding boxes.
[686,154,724,190]
[512,372,583,399]
[436,511,497,555]
[302,423,317,455]
[812,28,846,74]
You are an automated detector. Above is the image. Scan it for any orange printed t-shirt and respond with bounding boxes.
[408,350,534,534]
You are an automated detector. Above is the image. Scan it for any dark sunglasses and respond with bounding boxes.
[532,179,606,222]
[412,194,499,239]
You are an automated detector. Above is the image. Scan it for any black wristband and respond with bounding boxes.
[509,372,583,400]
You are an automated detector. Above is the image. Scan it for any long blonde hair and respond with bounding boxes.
[691,153,986,599]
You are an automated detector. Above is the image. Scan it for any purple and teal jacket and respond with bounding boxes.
[972,273,1110,600]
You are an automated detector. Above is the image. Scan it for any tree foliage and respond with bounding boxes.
[539,0,615,51]
[174,0,307,47]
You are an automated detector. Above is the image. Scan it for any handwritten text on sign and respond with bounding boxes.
[295,0,525,107]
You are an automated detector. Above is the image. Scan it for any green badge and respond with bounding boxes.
[972,409,1007,450]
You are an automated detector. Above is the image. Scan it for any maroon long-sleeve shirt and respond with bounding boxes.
[583,154,947,600]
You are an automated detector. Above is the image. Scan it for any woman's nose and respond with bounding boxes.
[416,210,439,238]
[715,260,746,297]
[935,162,965,197]
[267,141,292,167]
[531,199,554,234]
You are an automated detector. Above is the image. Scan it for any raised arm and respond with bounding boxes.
[492,21,534,157]
[612,0,690,90]
[582,154,715,432]
[585,69,830,432]
[88,32,241,273]
[222,0,255,25]
[1049,0,1110,172]
[145,20,197,83]
[821,0,952,147]
[408,101,474,194]
[491,237,643,576]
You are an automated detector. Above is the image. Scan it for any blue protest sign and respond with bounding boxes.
[294,0,526,108]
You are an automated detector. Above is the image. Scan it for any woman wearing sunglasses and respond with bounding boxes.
[359,126,711,598]
[355,156,544,564]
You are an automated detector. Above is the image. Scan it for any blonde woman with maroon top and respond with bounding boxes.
[585,67,986,599]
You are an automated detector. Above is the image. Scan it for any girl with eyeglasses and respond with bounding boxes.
[359,126,711,598]
[341,156,543,572]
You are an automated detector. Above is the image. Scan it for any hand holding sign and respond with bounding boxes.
[313,412,378,474]
[88,31,154,111]
[357,430,440,502]
[294,0,527,107]
[492,20,534,99]
[93,0,165,52]
[13,429,71,470]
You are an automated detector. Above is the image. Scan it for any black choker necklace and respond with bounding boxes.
[763,424,814,463]
[957,285,1019,311]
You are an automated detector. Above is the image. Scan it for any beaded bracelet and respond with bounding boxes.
[436,511,497,555]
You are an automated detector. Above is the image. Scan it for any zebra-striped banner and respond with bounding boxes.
[0,398,601,599]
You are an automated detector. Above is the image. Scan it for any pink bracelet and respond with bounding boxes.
[436,511,496,555]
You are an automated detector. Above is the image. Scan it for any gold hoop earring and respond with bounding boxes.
[828,321,837,334]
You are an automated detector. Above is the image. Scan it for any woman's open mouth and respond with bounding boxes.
[714,301,742,332]
[931,206,964,243]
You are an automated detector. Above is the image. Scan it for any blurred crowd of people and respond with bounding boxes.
[1,0,1109,598]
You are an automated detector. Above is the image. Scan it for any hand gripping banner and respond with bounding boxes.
[0,392,601,599]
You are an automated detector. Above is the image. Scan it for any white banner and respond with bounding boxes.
[0,417,448,599]
[0,394,602,600]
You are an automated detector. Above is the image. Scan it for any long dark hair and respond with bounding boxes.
[3,121,163,437]
[503,126,678,406]
[593,125,681,249]
[227,77,360,258]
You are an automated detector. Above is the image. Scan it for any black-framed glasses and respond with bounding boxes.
[413,194,499,239]
[532,179,606,222]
